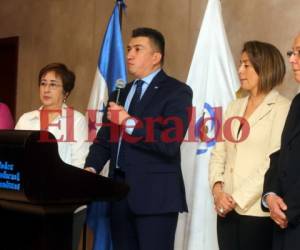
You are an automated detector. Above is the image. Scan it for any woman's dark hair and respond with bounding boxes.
[242,41,286,94]
[38,63,75,95]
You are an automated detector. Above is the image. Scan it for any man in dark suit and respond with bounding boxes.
[262,33,300,250]
[85,27,192,250]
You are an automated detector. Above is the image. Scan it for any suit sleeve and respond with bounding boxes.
[84,92,118,173]
[260,150,281,212]
[263,150,281,194]
[284,178,300,225]
[130,84,193,158]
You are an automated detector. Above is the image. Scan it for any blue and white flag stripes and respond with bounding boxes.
[86,1,127,250]
[87,1,127,127]
[175,0,239,249]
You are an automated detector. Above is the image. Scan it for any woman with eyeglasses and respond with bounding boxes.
[209,41,291,250]
[15,63,89,168]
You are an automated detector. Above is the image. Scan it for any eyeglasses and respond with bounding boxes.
[287,50,300,58]
[39,81,63,90]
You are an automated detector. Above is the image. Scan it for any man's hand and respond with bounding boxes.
[266,193,288,228]
[107,102,131,125]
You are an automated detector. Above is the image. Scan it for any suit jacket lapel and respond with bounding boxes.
[284,93,300,144]
[233,90,278,144]
[232,97,248,142]
[134,70,167,117]
[119,82,133,106]
[247,89,279,128]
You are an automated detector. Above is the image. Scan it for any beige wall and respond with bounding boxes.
[0,0,299,120]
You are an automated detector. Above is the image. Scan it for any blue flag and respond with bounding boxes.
[86,1,127,250]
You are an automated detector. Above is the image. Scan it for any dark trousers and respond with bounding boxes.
[110,170,178,250]
[272,223,300,250]
[217,210,273,250]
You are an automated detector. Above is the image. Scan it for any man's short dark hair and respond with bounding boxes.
[132,27,165,64]
[38,63,75,94]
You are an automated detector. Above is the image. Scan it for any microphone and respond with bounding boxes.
[115,79,126,105]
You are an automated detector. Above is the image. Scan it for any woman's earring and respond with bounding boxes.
[64,93,69,103]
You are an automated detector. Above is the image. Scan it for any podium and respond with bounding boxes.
[0,130,129,250]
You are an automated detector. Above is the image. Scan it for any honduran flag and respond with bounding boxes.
[86,1,127,250]
[87,0,127,128]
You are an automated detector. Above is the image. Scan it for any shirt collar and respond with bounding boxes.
[30,103,69,120]
[135,68,161,86]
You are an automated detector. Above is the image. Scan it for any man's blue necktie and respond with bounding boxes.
[128,79,144,116]
[117,80,144,169]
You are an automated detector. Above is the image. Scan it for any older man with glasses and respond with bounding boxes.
[262,33,300,250]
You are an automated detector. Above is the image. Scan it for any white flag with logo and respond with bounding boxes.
[175,0,239,249]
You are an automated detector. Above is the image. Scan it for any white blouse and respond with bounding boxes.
[15,104,90,169]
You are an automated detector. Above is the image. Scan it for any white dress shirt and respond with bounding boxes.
[15,104,90,168]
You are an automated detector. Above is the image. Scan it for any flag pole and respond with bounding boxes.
[86,1,127,249]
[117,0,124,29]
